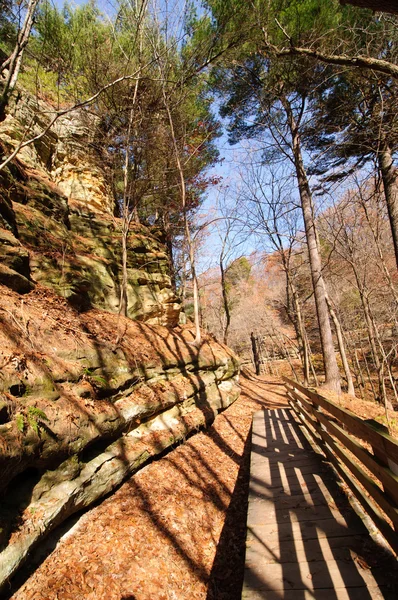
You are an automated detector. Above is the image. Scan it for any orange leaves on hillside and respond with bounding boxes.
[12,376,287,600]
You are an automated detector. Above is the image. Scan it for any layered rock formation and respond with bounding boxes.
[0,89,241,592]
[0,286,240,590]
[0,89,180,326]
[0,92,115,215]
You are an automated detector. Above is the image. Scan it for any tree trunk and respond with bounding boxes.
[220,259,231,345]
[282,95,341,393]
[360,191,398,307]
[119,104,136,318]
[262,336,275,375]
[251,332,261,376]
[161,84,201,345]
[163,216,177,292]
[353,348,366,399]
[340,0,398,16]
[305,331,319,387]
[325,293,356,396]
[346,330,366,398]
[280,252,310,384]
[379,143,398,271]
[274,329,299,381]
[353,269,381,370]
[0,0,39,121]
[353,269,389,405]
[120,219,130,317]
[291,279,310,385]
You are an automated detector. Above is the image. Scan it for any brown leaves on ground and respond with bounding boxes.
[10,375,288,600]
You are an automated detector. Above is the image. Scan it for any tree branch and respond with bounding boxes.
[266,43,398,80]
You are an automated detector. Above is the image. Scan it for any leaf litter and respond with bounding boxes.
[10,374,288,600]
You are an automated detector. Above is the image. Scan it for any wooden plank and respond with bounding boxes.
[247,503,356,527]
[283,376,398,465]
[288,387,338,425]
[248,517,366,544]
[242,588,389,600]
[244,559,374,591]
[365,420,398,519]
[289,388,398,506]
[244,410,398,600]
[245,532,371,565]
[288,397,325,447]
[290,395,398,529]
[315,407,398,506]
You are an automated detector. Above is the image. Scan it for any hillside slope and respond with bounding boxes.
[0,89,240,591]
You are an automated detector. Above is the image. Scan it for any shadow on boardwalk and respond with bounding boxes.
[238,408,398,599]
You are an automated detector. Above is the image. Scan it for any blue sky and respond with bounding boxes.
[47,0,300,274]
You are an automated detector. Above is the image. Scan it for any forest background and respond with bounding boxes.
[1,0,398,415]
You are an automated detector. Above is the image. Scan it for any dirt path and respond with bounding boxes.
[7,374,288,600]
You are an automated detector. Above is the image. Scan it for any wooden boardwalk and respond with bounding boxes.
[242,409,398,600]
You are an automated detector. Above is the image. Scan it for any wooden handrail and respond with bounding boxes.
[283,377,398,463]
[283,376,398,555]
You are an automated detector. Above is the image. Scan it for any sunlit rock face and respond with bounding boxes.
[0,88,180,325]
[51,109,116,216]
[0,91,114,216]
[0,92,58,173]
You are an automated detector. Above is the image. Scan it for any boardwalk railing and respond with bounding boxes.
[283,376,398,555]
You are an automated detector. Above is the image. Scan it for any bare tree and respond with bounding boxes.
[117,0,148,318]
[319,187,398,409]
[212,201,248,345]
[279,92,341,393]
[0,0,39,121]
[239,160,325,387]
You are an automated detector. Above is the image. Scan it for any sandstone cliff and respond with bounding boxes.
[0,89,180,326]
[0,89,240,592]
